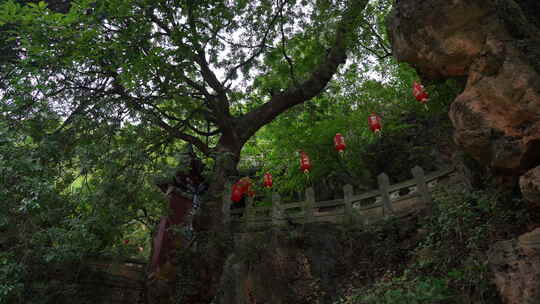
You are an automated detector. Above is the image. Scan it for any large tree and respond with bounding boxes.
[0,0,399,300]
[1,0,372,228]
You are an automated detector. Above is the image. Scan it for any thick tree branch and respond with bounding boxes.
[187,122,221,137]
[144,7,213,100]
[185,1,226,96]
[133,101,212,156]
[238,0,369,142]
[184,0,238,141]
[107,76,212,156]
[194,52,226,96]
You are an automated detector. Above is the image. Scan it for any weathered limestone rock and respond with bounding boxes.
[489,228,540,304]
[520,165,540,205]
[388,0,540,189]
[215,223,343,304]
[390,4,540,298]
[214,217,423,304]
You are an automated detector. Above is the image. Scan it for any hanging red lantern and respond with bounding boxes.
[368,112,382,135]
[231,183,243,202]
[263,172,273,188]
[334,133,346,154]
[237,177,255,197]
[299,151,312,174]
[412,81,429,106]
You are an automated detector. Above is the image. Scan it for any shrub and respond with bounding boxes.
[335,185,529,304]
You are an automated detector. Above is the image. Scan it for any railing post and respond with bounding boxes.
[412,166,433,215]
[222,182,231,226]
[272,193,283,227]
[304,187,315,224]
[343,184,354,225]
[377,173,393,217]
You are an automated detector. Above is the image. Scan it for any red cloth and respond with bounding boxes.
[149,217,170,274]
[149,192,193,274]
[168,192,193,225]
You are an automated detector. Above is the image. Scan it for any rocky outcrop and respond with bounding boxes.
[389,4,540,300]
[489,228,540,304]
[216,224,345,304]
[214,219,420,304]
[520,165,540,205]
[388,0,540,191]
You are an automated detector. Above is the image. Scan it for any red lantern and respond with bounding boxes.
[368,112,382,135]
[263,172,273,188]
[334,133,346,154]
[299,151,311,174]
[124,239,129,245]
[231,183,243,202]
[238,177,253,195]
[412,81,429,105]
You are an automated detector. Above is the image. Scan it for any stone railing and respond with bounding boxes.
[222,166,455,230]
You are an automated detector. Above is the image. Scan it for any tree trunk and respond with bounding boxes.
[185,139,241,303]
[195,137,241,231]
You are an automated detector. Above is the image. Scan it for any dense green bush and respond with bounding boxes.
[0,119,154,303]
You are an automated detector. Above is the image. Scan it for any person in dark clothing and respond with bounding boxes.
[172,144,207,193]
[150,144,208,275]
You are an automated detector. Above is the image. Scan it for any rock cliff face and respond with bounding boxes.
[388,0,540,198]
[215,221,418,304]
[216,224,344,304]
[388,1,540,302]
[489,228,540,304]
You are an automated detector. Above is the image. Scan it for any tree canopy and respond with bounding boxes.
[0,0,373,159]
[0,0,392,237]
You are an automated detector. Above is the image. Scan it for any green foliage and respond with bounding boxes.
[0,0,480,302]
[405,187,527,303]
[350,273,452,304]
[0,253,25,304]
[0,123,98,303]
[0,93,161,303]
[242,60,459,199]
[336,185,528,304]
[420,187,528,269]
